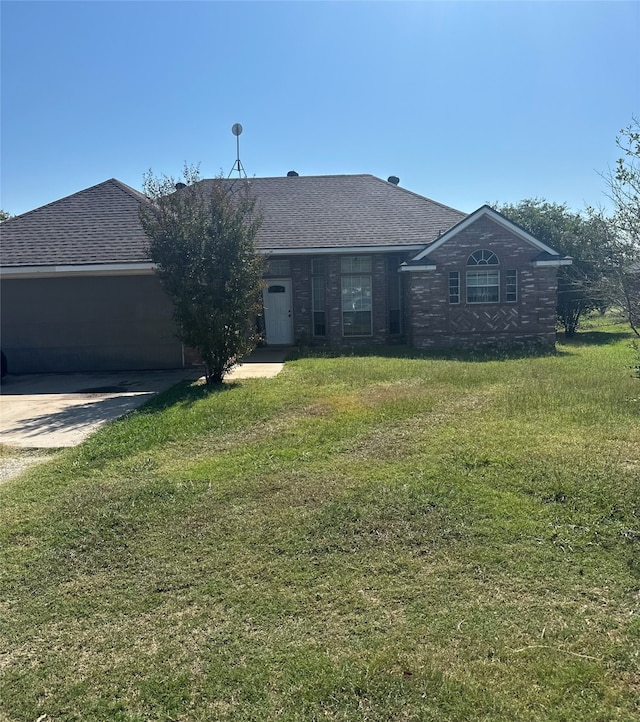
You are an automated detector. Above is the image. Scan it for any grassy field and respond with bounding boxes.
[1,322,639,721]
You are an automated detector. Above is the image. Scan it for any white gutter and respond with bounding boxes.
[0,262,155,278]
[399,264,437,272]
[532,259,573,267]
[1,246,426,278]
[262,245,425,256]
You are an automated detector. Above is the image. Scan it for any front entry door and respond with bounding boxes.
[263,279,293,345]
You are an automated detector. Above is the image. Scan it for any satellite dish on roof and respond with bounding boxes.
[228,123,247,178]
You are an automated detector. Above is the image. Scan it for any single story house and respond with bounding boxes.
[0,174,571,374]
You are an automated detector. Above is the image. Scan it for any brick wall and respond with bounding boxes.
[264,218,559,352]
[406,216,558,350]
[266,252,412,347]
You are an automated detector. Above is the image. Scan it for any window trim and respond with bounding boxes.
[266,258,291,277]
[466,269,500,304]
[387,254,403,335]
[467,249,499,266]
[341,255,372,274]
[311,260,326,337]
[341,257,373,337]
[505,269,518,303]
[449,271,460,304]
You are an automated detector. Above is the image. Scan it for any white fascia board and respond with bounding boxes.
[399,264,437,272]
[0,262,155,279]
[412,206,560,261]
[262,245,424,256]
[533,258,573,267]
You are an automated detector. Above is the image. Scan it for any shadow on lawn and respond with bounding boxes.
[291,343,563,364]
[133,328,632,417]
[559,330,632,347]
[134,377,239,415]
[292,327,633,364]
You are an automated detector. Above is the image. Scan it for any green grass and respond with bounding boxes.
[1,320,639,721]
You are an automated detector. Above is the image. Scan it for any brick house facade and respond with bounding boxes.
[402,210,565,350]
[264,252,414,348]
[260,206,569,353]
[1,176,570,373]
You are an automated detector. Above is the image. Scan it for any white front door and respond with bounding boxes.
[263,279,293,345]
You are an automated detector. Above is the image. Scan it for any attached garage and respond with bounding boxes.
[0,178,186,374]
[0,272,182,374]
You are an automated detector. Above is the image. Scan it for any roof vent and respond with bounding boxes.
[175,182,187,190]
[287,170,299,177]
[387,176,400,185]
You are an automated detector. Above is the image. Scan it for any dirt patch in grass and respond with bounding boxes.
[0,450,56,484]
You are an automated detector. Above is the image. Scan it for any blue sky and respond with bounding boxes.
[1,1,639,216]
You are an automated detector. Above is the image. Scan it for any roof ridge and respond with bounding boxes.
[108,178,151,205]
[210,173,378,182]
[1,178,145,223]
[367,174,467,216]
[217,173,468,217]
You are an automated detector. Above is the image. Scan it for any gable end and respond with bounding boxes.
[409,205,565,265]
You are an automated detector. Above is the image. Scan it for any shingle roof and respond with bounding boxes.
[0,179,152,267]
[1,174,467,268]
[216,174,466,250]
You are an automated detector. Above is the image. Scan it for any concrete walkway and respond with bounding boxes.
[0,348,287,450]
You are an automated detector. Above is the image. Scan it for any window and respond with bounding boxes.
[467,250,499,266]
[266,259,290,277]
[467,270,500,303]
[342,276,372,336]
[449,272,460,304]
[341,257,372,336]
[311,258,326,336]
[341,256,372,274]
[466,250,499,303]
[387,255,402,335]
[506,270,518,302]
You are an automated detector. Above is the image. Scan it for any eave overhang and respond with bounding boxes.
[532,258,573,267]
[1,245,427,278]
[263,244,425,256]
[399,263,437,272]
[0,262,155,279]
[411,205,565,262]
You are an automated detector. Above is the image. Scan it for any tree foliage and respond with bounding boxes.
[0,210,12,222]
[605,117,640,336]
[140,166,264,384]
[498,200,613,337]
[609,117,640,245]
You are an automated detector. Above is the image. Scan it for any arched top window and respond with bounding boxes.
[467,250,499,266]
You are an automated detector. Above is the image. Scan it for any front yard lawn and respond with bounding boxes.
[1,323,639,721]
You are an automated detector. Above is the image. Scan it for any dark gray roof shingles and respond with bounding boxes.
[224,175,466,250]
[1,174,467,268]
[0,179,152,267]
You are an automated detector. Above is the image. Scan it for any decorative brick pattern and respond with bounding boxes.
[406,216,558,350]
[449,307,520,333]
[263,218,560,351]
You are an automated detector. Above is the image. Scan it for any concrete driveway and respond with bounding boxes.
[0,349,287,449]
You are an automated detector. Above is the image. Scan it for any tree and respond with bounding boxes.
[140,166,264,385]
[0,210,12,222]
[609,117,640,244]
[604,118,640,336]
[497,200,613,337]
